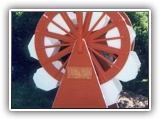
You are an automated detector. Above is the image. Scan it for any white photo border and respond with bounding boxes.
[9,9,151,111]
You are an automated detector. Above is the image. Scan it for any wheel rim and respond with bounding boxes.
[35,12,131,83]
[119,12,135,50]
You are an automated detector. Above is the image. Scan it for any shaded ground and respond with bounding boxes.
[11,81,148,109]
[11,81,58,109]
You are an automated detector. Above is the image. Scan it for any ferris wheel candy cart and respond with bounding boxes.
[28,11,141,108]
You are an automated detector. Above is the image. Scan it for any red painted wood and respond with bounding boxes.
[52,40,106,108]
[43,14,76,39]
[35,11,131,84]
[119,12,135,50]
[85,12,106,38]
[60,12,78,37]
[76,12,83,52]
[83,12,92,36]
[34,12,132,108]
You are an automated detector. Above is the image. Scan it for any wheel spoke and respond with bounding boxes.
[88,36,129,43]
[85,12,106,38]
[60,12,78,37]
[86,19,124,40]
[43,14,76,39]
[88,42,127,55]
[54,58,69,78]
[89,50,107,83]
[83,12,92,36]
[42,46,72,66]
[89,47,120,70]
[76,12,83,52]
[36,43,73,49]
[36,30,74,43]
[76,12,83,30]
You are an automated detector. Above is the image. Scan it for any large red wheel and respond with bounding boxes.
[35,12,131,84]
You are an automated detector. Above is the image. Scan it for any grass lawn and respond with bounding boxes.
[11,80,58,109]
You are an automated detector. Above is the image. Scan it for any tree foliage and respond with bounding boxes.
[122,12,149,96]
[12,12,44,82]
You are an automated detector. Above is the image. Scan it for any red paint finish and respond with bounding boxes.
[119,12,135,50]
[35,12,131,83]
[34,12,132,108]
[53,40,106,108]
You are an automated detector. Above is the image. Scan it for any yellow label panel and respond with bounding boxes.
[67,67,92,79]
